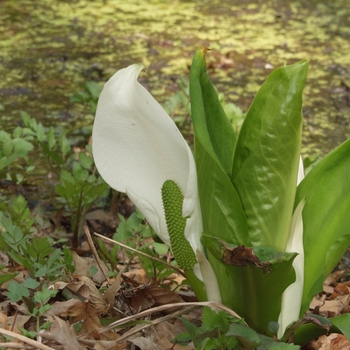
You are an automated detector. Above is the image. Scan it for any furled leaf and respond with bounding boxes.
[295,139,350,315]
[190,47,249,247]
[190,47,236,176]
[190,48,250,310]
[232,60,309,251]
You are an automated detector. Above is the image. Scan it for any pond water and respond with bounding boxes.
[1,0,350,157]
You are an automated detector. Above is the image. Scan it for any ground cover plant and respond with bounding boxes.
[0,48,350,349]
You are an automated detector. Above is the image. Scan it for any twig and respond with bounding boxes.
[84,225,112,284]
[79,305,198,346]
[0,328,56,350]
[91,300,244,335]
[92,231,186,277]
[0,343,31,349]
[0,343,26,349]
[114,305,198,343]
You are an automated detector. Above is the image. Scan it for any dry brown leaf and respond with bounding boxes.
[93,341,124,350]
[152,321,181,348]
[222,245,263,267]
[67,276,108,314]
[130,336,163,350]
[80,277,109,314]
[65,277,91,299]
[50,275,110,337]
[324,270,345,286]
[0,251,9,266]
[51,280,69,290]
[147,285,184,305]
[80,311,103,338]
[123,268,149,285]
[128,284,184,312]
[85,210,117,235]
[146,320,192,350]
[62,301,88,321]
[40,316,85,350]
[311,295,349,317]
[79,311,120,342]
[7,315,31,331]
[0,299,30,331]
[95,342,128,350]
[329,334,350,350]
[323,285,334,294]
[72,251,109,284]
[162,273,187,291]
[129,288,155,311]
[306,333,350,350]
[44,298,83,317]
[103,275,121,308]
[0,311,7,328]
[330,281,350,299]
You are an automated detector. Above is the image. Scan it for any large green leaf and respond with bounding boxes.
[232,60,309,251]
[190,48,250,308]
[195,141,250,246]
[190,51,307,332]
[190,48,249,246]
[226,257,296,334]
[202,235,297,333]
[190,47,237,176]
[331,314,350,341]
[290,313,350,345]
[295,139,350,314]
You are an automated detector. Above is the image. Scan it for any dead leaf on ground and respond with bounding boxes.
[72,250,109,284]
[43,298,84,317]
[90,340,127,350]
[0,311,30,334]
[67,275,108,314]
[306,333,350,350]
[311,295,350,318]
[103,275,122,308]
[330,281,350,299]
[130,336,163,350]
[85,209,118,235]
[123,268,149,285]
[147,285,184,311]
[0,311,7,328]
[324,270,345,286]
[128,284,184,312]
[149,320,191,350]
[40,315,85,350]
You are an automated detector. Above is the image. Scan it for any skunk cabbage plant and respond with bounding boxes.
[93,48,350,345]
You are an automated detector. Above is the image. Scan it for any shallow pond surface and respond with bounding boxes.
[1,0,350,157]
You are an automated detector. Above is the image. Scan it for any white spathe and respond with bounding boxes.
[277,157,305,338]
[92,64,203,256]
[196,250,222,303]
[277,199,305,338]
